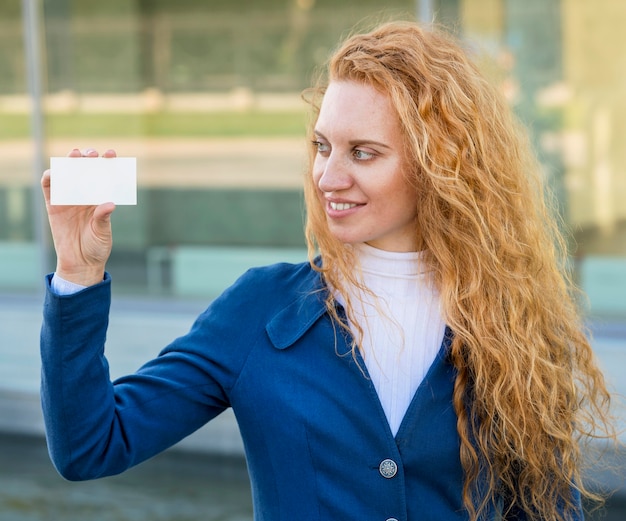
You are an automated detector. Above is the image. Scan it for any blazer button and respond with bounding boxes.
[379,458,398,478]
[386,518,399,521]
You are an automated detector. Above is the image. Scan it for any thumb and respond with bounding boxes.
[93,202,116,232]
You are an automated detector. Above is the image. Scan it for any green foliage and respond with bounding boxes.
[0,114,30,140]
[138,111,307,137]
[0,1,21,17]
[1,1,415,95]
[0,111,307,139]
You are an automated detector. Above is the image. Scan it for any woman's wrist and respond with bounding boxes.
[55,266,105,287]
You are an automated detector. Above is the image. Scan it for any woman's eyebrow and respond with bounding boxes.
[313,130,392,150]
[348,139,392,150]
[312,129,326,140]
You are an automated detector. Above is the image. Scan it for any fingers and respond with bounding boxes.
[41,169,50,189]
[66,148,118,158]
[41,169,51,203]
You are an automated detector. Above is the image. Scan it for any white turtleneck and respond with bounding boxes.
[335,243,446,436]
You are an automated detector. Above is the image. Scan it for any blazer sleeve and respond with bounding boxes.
[40,272,255,481]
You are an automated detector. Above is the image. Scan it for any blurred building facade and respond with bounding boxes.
[0,0,625,314]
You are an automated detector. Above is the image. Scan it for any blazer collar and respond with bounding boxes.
[265,263,330,350]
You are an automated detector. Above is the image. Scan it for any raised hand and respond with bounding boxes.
[41,148,117,286]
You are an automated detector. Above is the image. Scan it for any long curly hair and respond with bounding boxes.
[303,20,619,520]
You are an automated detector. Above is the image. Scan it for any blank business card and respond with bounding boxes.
[50,157,137,205]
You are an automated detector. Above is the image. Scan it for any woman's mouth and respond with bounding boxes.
[329,202,358,211]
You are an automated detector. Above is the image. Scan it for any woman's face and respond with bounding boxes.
[312,81,419,252]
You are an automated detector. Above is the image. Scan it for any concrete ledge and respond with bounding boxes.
[0,241,41,291]
[0,389,45,436]
[580,256,626,315]
[171,246,307,297]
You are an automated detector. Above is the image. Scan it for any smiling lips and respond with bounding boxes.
[329,201,358,211]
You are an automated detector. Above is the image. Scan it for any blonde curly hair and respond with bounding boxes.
[303,20,619,520]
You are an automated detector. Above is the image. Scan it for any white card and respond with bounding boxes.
[50,157,137,205]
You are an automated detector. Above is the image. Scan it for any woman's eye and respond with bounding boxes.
[353,149,375,160]
[312,140,330,154]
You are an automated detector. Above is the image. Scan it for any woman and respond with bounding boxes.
[40,20,617,520]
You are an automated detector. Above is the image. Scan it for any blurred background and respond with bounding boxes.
[0,0,624,519]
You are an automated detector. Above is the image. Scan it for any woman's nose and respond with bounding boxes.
[316,153,353,193]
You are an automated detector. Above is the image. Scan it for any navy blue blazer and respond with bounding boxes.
[40,261,577,520]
